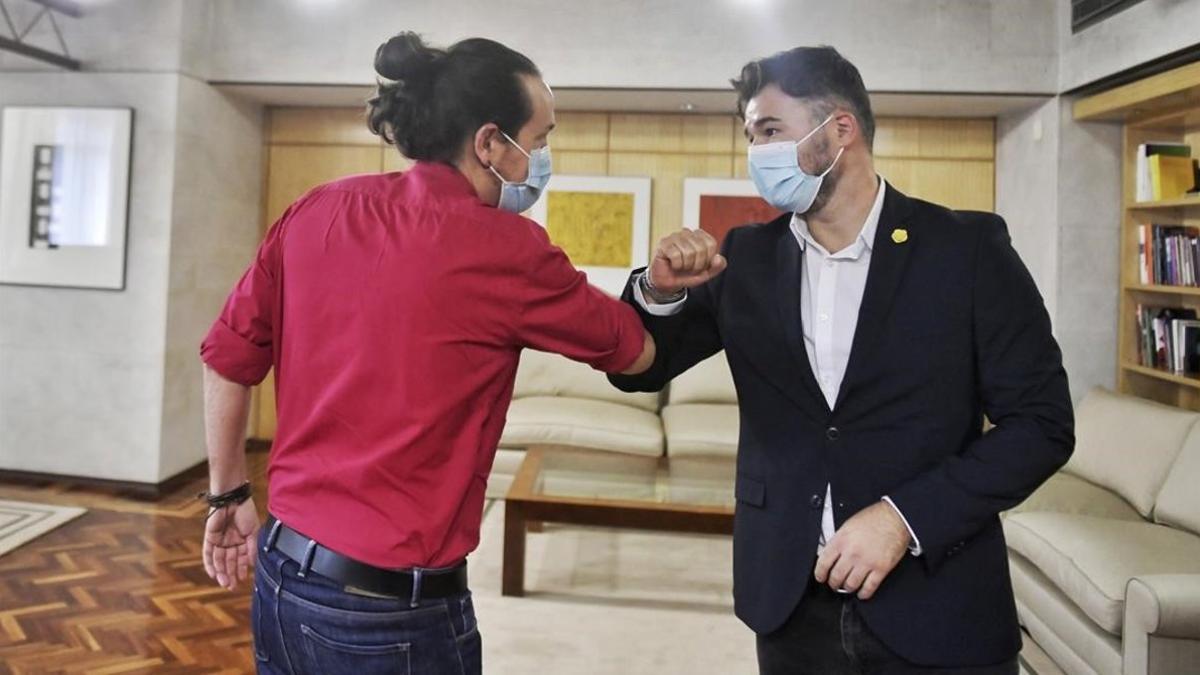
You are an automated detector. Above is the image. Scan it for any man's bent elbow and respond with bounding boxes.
[619,331,656,376]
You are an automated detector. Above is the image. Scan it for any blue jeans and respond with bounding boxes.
[252,529,481,674]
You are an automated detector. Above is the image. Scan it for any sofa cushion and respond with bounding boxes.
[1155,419,1200,536]
[1065,388,1198,517]
[667,352,737,405]
[1004,512,1200,634]
[661,403,739,459]
[513,349,661,412]
[1005,471,1142,522]
[499,397,664,457]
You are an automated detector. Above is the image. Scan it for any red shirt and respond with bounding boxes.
[200,162,645,568]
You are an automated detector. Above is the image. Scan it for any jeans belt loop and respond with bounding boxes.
[410,567,424,608]
[263,519,283,554]
[296,539,318,579]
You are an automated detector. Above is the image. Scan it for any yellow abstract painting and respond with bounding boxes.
[545,191,634,267]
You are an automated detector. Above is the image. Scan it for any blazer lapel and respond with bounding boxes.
[775,226,833,416]
[835,185,916,411]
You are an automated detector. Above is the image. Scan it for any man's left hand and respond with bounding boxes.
[202,497,260,591]
[814,501,911,601]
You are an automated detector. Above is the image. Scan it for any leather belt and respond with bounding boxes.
[263,514,467,606]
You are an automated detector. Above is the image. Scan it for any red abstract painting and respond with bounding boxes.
[698,195,784,247]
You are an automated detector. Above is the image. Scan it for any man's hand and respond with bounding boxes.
[648,230,727,296]
[814,501,911,601]
[203,497,260,591]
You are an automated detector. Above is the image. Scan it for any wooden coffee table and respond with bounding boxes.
[502,445,735,597]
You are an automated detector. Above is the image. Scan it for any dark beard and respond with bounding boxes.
[806,150,841,215]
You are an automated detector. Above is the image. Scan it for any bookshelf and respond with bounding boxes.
[1075,60,1200,409]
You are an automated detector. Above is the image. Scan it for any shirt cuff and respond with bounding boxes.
[882,496,923,557]
[200,318,273,387]
[631,272,688,316]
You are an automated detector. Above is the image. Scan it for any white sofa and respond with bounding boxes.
[488,350,738,498]
[1005,388,1200,674]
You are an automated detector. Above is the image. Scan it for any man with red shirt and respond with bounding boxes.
[198,34,654,674]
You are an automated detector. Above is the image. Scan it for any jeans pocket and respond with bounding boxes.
[455,593,479,642]
[453,593,482,675]
[299,624,411,675]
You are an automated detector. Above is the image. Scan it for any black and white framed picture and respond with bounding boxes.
[0,107,133,290]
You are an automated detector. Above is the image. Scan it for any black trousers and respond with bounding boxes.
[756,581,1020,675]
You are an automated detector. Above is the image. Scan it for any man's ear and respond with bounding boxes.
[473,123,501,168]
[833,111,858,146]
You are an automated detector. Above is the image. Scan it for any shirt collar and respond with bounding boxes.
[791,176,887,258]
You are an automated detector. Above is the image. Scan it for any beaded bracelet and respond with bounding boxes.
[198,481,252,521]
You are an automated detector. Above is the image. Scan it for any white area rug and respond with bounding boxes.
[471,499,754,674]
[470,500,1050,674]
[0,499,87,558]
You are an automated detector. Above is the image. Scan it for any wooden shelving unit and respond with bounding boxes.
[1124,284,1200,297]
[1076,61,1200,410]
[1127,197,1200,210]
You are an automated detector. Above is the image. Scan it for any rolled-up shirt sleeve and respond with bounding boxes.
[512,224,646,374]
[200,215,286,387]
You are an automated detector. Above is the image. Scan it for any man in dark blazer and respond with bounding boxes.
[609,46,1074,674]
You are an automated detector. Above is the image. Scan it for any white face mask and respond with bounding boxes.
[746,114,843,214]
[489,131,552,213]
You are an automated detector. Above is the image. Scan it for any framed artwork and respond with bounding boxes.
[0,107,133,290]
[682,178,784,248]
[528,174,652,296]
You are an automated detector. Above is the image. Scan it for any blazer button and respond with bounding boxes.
[826,426,840,441]
[810,494,824,509]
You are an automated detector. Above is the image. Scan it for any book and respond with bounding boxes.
[1183,321,1200,373]
[1150,154,1197,201]
[1138,225,1149,284]
[1138,143,1192,202]
[1140,224,1200,287]
[1137,306,1199,371]
[1172,319,1200,373]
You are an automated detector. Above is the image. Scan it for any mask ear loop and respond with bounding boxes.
[794,113,836,149]
[484,127,529,184]
[796,114,842,178]
[819,146,845,178]
[492,130,532,185]
[500,130,532,159]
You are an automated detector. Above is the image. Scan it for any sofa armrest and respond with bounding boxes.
[1123,575,1200,675]
[1126,575,1200,638]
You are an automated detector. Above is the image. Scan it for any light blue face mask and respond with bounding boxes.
[490,131,552,213]
[747,114,843,214]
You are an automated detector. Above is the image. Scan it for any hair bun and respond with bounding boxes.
[374,32,439,82]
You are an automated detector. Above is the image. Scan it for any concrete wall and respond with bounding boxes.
[996,95,1124,403]
[1059,0,1200,91]
[0,72,179,481]
[1053,100,1123,402]
[206,0,1059,93]
[0,1,263,483]
[0,0,191,73]
[159,77,262,481]
[996,97,1061,327]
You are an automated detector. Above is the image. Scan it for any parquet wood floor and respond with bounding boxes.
[0,451,269,674]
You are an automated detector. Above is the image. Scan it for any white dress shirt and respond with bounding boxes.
[633,177,922,558]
